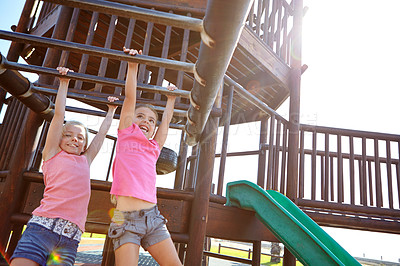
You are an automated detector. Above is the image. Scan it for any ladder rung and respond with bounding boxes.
[0,30,195,74]
[2,59,190,98]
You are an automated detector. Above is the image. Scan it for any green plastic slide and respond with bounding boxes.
[226,180,361,266]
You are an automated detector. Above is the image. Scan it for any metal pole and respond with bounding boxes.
[184,0,254,145]
[0,54,53,121]
[225,75,287,122]
[1,60,190,98]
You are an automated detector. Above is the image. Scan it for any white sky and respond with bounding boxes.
[1,0,399,263]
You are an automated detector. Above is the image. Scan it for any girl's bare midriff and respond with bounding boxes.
[116,195,156,211]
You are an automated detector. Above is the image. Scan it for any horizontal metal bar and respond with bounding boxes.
[3,60,190,98]
[0,53,54,121]
[66,106,184,130]
[224,75,288,123]
[0,30,195,73]
[32,86,188,117]
[43,0,204,32]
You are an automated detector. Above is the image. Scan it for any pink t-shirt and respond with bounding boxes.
[33,150,90,231]
[111,123,160,203]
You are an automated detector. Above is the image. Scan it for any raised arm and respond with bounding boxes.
[84,96,118,165]
[119,47,142,130]
[42,67,72,161]
[154,85,177,148]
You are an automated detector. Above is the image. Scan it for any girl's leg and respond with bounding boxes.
[10,258,39,266]
[147,237,182,266]
[114,243,140,266]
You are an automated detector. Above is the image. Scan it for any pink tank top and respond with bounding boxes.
[111,123,160,203]
[33,150,90,231]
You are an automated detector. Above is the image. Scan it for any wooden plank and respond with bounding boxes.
[94,15,118,92]
[386,140,393,209]
[207,202,277,242]
[337,135,343,202]
[311,130,316,200]
[273,119,281,190]
[257,119,268,189]
[22,180,191,234]
[397,143,400,207]
[279,123,288,193]
[0,102,25,169]
[361,137,367,205]
[59,8,81,66]
[30,5,61,37]
[266,116,275,189]
[0,110,43,250]
[349,136,355,204]
[303,210,400,234]
[115,18,136,95]
[75,11,99,90]
[324,133,330,201]
[374,139,383,207]
[368,160,374,205]
[115,0,206,15]
[238,26,290,90]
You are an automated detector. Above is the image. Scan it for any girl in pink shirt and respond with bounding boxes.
[108,47,182,266]
[11,67,118,266]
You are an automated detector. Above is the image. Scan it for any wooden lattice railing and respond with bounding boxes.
[246,0,295,66]
[298,124,400,210]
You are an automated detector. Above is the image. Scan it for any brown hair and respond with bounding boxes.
[135,103,159,122]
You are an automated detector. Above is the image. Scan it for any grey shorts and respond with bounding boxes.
[108,205,170,250]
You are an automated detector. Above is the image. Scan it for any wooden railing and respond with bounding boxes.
[246,0,294,66]
[298,124,400,210]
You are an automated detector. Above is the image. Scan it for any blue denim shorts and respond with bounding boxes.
[108,205,170,250]
[10,223,79,266]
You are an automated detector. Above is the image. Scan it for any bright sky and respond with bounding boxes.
[1,0,399,263]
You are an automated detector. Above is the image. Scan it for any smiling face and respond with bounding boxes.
[59,123,87,155]
[133,106,158,139]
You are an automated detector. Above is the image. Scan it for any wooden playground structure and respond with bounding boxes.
[0,0,399,265]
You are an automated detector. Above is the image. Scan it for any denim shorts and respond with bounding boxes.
[10,223,79,266]
[108,205,170,250]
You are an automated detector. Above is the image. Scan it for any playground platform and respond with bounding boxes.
[74,237,244,266]
[74,237,399,266]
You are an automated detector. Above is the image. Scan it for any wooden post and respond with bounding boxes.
[185,83,222,265]
[184,115,219,265]
[257,118,268,188]
[285,0,303,265]
[252,241,261,266]
[217,85,233,195]
[185,145,198,190]
[174,131,188,190]
[38,6,74,86]
[6,0,37,62]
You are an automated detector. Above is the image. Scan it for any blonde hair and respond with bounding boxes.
[62,120,89,151]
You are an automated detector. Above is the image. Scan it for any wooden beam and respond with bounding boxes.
[238,26,291,90]
[30,5,61,37]
[206,202,278,242]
